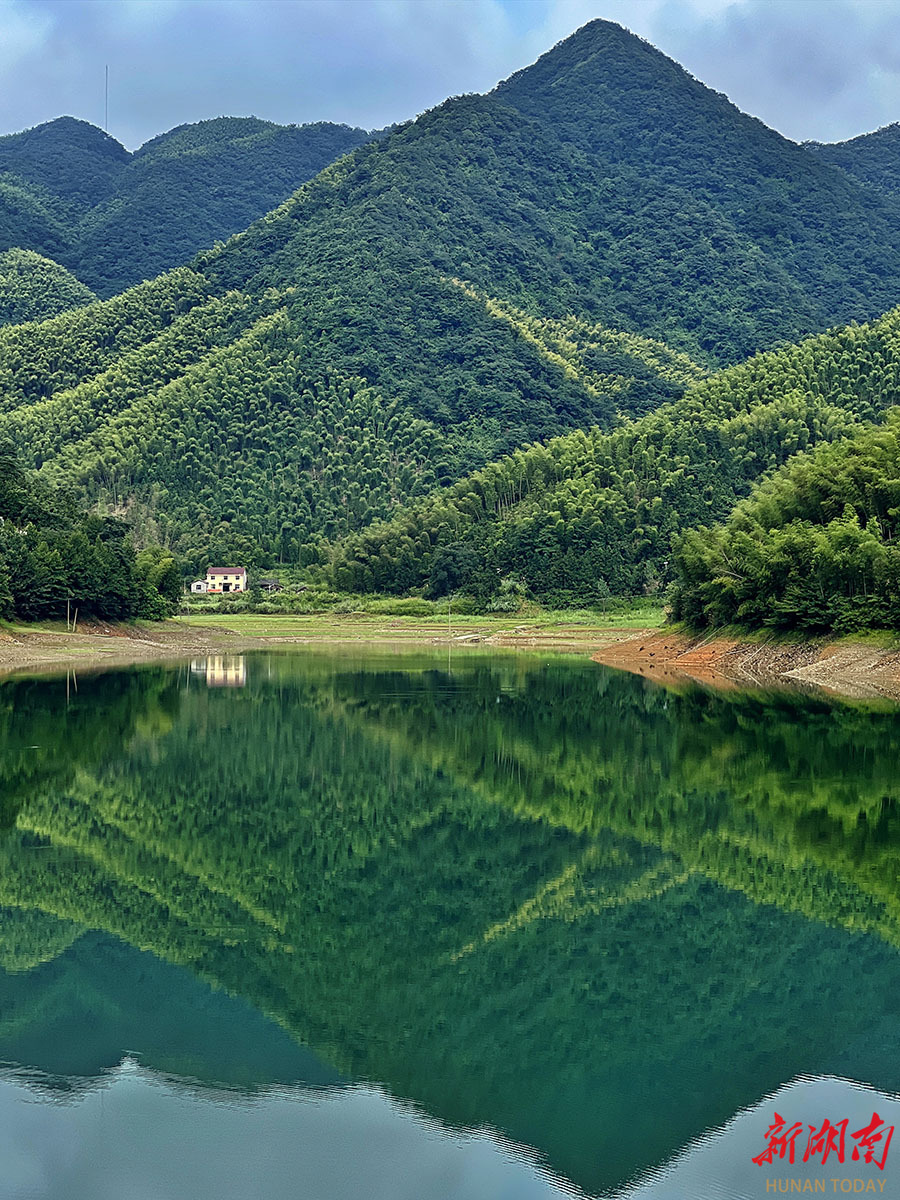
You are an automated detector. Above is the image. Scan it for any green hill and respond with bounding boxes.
[203,20,900,370]
[672,410,900,632]
[331,306,900,601]
[493,22,900,334]
[0,116,128,209]
[0,115,373,300]
[0,249,95,325]
[809,124,900,197]
[5,21,900,564]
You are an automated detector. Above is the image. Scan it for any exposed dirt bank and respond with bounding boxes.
[4,620,897,701]
[592,631,900,700]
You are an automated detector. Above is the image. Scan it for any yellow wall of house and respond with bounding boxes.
[205,572,247,594]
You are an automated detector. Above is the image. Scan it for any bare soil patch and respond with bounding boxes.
[593,631,900,700]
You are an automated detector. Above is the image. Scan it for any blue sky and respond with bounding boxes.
[2,0,900,149]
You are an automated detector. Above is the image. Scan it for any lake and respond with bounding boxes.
[0,649,899,1199]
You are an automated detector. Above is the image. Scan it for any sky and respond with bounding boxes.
[2,0,900,150]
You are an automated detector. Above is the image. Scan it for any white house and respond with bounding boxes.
[206,567,248,595]
[190,580,208,594]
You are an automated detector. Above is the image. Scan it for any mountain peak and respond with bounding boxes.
[0,116,129,161]
[492,12,840,182]
[0,116,129,209]
[494,18,688,102]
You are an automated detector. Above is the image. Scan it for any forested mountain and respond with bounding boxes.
[0,279,455,567]
[809,124,900,197]
[4,20,900,576]
[0,115,373,299]
[201,19,900,373]
[0,249,96,325]
[331,306,900,603]
[672,412,900,632]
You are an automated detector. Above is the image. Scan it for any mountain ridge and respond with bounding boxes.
[809,122,900,196]
[3,19,900,580]
[0,114,376,299]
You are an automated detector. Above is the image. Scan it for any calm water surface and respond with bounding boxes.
[1,650,899,1199]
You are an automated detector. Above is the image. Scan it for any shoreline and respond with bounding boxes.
[0,616,648,680]
[2,618,899,701]
[592,630,900,701]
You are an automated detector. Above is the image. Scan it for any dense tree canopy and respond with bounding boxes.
[0,445,180,621]
[810,124,900,198]
[331,307,900,604]
[672,412,900,632]
[0,115,374,302]
[0,248,96,326]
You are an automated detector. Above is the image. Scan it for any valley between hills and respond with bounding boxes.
[5,17,900,1194]
[2,18,900,648]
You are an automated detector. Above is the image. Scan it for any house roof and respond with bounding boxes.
[206,567,247,576]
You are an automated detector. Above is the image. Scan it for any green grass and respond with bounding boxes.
[831,629,900,648]
[1,619,78,636]
[670,620,900,648]
[175,604,666,641]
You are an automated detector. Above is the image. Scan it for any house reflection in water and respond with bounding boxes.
[189,656,247,688]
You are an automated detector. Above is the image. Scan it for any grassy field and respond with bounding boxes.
[175,605,666,642]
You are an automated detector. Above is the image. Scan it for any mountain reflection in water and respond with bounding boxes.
[0,650,899,1198]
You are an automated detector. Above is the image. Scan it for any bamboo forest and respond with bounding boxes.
[2,6,900,1199]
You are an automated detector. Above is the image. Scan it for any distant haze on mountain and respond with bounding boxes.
[2,0,900,149]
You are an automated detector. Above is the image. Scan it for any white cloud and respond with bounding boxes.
[0,0,52,74]
[644,0,900,140]
[512,0,900,141]
[0,0,899,147]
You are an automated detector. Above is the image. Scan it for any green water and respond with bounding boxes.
[1,650,900,1199]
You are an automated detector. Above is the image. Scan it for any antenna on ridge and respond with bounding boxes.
[104,64,109,132]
